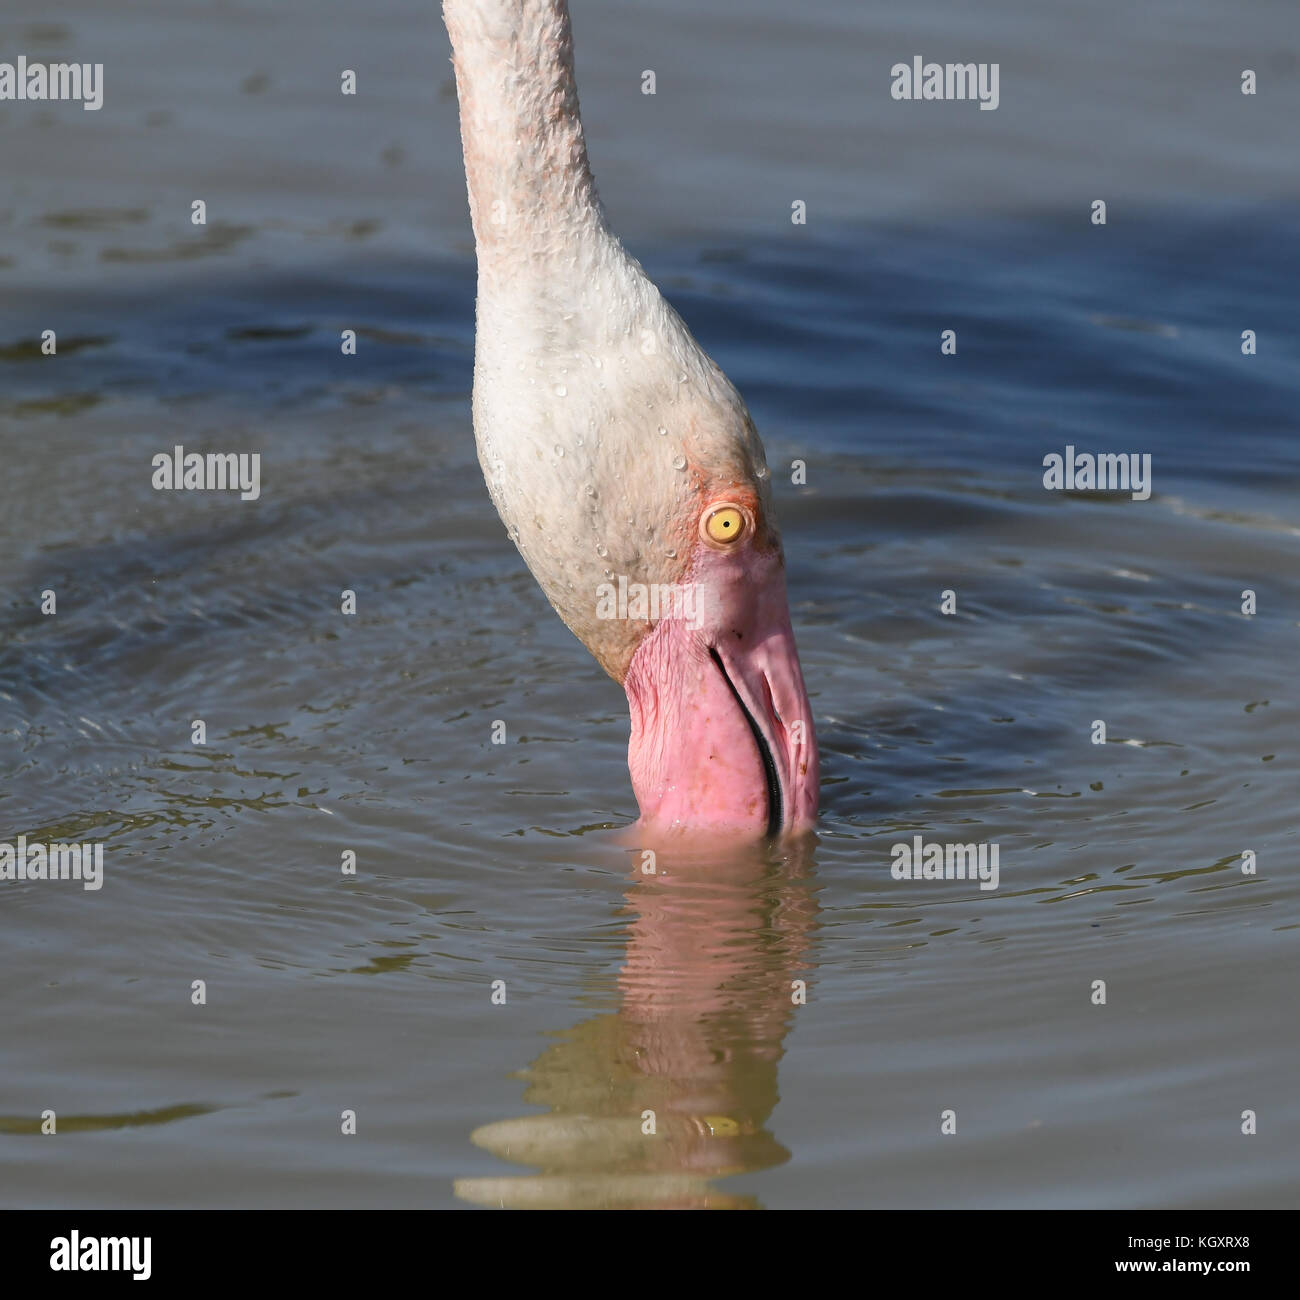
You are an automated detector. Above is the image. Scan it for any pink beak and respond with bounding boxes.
[623,543,818,838]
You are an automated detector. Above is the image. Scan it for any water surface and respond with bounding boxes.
[1,0,1297,1209]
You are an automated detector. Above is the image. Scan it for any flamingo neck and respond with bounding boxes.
[443,0,603,270]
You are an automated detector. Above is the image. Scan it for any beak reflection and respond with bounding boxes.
[454,839,819,1209]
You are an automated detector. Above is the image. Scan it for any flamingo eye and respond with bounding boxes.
[701,504,748,546]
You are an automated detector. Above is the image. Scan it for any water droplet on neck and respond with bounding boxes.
[672,455,686,471]
[554,384,567,397]
[756,464,770,480]
[595,542,608,557]
[657,426,667,436]
[554,445,565,458]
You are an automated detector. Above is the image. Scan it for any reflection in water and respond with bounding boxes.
[456,840,819,1209]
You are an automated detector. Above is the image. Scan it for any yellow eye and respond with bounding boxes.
[702,504,747,545]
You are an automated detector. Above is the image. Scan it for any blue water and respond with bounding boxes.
[1,0,1297,1209]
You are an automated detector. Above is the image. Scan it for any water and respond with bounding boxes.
[1,0,1297,1209]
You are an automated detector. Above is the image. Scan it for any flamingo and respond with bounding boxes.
[442,0,818,836]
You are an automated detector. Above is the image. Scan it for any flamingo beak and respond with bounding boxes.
[623,541,818,838]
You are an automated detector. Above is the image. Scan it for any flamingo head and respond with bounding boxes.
[619,479,818,839]
[473,310,819,840]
